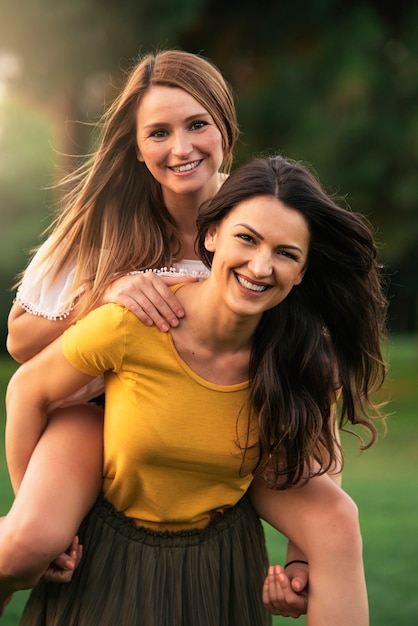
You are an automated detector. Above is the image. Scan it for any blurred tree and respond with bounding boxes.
[0,97,52,265]
[0,95,54,349]
[180,1,418,265]
[0,0,205,152]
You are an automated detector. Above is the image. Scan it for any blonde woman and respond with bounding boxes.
[7,50,313,616]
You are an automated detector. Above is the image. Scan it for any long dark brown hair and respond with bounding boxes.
[197,156,388,489]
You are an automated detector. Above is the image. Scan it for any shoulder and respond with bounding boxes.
[62,304,140,373]
[72,303,135,332]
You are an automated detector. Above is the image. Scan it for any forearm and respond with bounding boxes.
[5,368,48,493]
[285,540,308,565]
[5,332,96,493]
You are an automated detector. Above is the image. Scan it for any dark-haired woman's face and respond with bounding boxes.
[204,195,309,318]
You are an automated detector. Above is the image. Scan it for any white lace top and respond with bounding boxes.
[16,240,209,319]
[16,239,79,320]
[15,239,210,407]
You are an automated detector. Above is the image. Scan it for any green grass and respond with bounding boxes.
[1,335,417,625]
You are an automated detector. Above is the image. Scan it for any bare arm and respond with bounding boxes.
[251,402,343,618]
[7,272,197,364]
[250,472,367,625]
[252,418,343,532]
[6,302,77,363]
[5,337,96,492]
[250,477,309,619]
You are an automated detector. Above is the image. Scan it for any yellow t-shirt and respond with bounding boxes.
[62,301,259,530]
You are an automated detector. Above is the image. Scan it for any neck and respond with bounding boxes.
[175,281,260,352]
[163,172,225,229]
[171,282,257,385]
[163,195,201,260]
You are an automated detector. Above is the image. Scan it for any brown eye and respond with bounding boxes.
[276,250,299,261]
[237,233,255,244]
[190,120,207,131]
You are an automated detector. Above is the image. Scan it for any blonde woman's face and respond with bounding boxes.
[136,86,224,204]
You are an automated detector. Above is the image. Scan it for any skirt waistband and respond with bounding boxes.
[90,493,256,547]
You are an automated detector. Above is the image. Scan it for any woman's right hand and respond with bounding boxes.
[102,272,198,332]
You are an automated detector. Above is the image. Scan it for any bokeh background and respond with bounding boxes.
[0,1,417,625]
[0,0,417,339]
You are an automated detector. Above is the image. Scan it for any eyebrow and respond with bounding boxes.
[142,112,213,131]
[236,223,304,255]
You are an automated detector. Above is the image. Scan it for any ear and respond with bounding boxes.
[136,146,144,163]
[204,225,218,252]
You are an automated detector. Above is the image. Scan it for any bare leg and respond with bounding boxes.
[0,403,103,604]
[251,474,369,626]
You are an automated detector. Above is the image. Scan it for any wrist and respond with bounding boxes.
[284,559,309,569]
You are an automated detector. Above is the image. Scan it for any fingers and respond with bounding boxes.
[262,565,308,618]
[50,552,74,572]
[41,536,83,584]
[290,564,309,593]
[124,276,184,331]
[67,535,83,570]
[103,273,198,332]
[53,536,82,571]
[42,565,75,584]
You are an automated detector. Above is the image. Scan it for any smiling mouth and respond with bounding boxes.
[169,160,202,173]
[236,273,270,292]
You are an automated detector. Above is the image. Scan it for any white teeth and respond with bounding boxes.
[236,275,267,292]
[171,161,200,172]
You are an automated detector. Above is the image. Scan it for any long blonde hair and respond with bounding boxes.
[29,50,239,318]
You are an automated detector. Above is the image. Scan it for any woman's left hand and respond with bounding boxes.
[262,564,308,617]
[41,536,83,583]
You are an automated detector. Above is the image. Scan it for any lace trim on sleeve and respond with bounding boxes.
[15,238,78,320]
[14,291,75,320]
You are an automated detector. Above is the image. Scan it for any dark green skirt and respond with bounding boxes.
[19,495,271,626]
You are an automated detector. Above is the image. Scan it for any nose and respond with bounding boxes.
[248,249,273,278]
[171,130,193,159]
